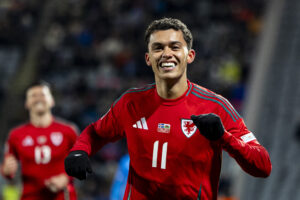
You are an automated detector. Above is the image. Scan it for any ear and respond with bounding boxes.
[50,97,55,108]
[25,100,29,110]
[145,52,151,66]
[48,93,55,108]
[187,49,196,64]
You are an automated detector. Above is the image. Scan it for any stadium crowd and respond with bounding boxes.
[0,0,266,199]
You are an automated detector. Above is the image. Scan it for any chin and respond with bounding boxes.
[159,73,182,81]
[33,109,47,115]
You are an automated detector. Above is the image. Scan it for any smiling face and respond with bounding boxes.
[25,86,54,115]
[145,29,195,82]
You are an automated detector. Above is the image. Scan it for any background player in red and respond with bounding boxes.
[1,81,78,200]
[65,18,272,199]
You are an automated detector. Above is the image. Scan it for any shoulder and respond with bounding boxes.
[112,83,156,107]
[189,82,241,122]
[7,122,31,140]
[9,122,30,135]
[189,82,225,102]
[190,83,225,101]
[52,117,79,134]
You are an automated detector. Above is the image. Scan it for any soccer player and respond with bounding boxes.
[65,18,272,199]
[1,81,78,200]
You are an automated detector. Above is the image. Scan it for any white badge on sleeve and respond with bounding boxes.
[240,132,256,143]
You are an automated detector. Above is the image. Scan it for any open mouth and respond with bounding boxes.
[33,101,46,108]
[159,62,177,70]
[34,101,44,105]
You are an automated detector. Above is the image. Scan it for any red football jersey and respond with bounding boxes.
[71,80,271,200]
[3,118,78,200]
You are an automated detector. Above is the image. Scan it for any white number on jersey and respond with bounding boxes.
[34,145,51,164]
[152,140,168,169]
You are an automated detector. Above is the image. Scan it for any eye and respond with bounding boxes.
[153,45,163,51]
[171,43,181,50]
[172,46,180,50]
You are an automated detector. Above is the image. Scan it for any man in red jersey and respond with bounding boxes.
[1,81,78,200]
[65,18,271,200]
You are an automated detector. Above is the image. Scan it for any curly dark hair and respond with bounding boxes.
[145,18,193,50]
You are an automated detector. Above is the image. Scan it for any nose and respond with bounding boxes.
[162,47,172,58]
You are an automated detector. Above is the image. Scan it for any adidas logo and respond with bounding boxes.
[133,117,148,130]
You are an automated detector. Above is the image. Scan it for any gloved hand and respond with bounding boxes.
[191,113,225,141]
[64,150,93,180]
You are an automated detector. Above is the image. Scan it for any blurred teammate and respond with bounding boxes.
[65,18,271,199]
[1,81,78,200]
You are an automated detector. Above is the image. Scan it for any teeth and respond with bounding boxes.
[161,62,175,67]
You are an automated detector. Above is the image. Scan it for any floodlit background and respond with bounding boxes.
[0,0,299,199]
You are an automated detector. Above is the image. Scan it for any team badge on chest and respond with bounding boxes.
[37,135,47,144]
[50,132,63,146]
[181,119,197,138]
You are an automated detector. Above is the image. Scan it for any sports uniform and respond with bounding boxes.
[70,81,271,200]
[2,119,77,200]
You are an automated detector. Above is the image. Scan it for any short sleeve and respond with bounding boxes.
[4,130,19,159]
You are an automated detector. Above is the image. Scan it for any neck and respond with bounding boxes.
[155,76,188,99]
[30,112,53,127]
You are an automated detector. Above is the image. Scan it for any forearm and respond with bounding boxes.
[221,131,272,177]
[70,123,107,155]
[71,121,122,156]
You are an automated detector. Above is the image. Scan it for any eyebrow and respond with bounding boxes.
[151,41,182,48]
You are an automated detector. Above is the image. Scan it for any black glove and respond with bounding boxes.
[64,150,93,180]
[191,113,225,141]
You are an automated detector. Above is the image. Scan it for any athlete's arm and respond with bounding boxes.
[221,130,271,177]
[192,113,271,177]
[1,154,18,179]
[1,131,19,179]
[65,103,125,180]
[70,93,126,154]
[65,120,115,180]
[69,123,104,155]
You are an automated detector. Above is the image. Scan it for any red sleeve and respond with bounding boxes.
[220,130,272,177]
[66,124,79,150]
[70,100,125,156]
[1,130,18,179]
[217,99,272,178]
[3,130,19,159]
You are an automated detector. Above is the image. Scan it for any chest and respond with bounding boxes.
[124,102,220,161]
[15,129,68,164]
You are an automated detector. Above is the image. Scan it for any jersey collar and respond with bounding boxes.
[154,80,193,106]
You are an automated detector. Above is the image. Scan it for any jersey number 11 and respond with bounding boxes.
[152,140,168,169]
